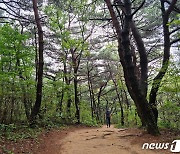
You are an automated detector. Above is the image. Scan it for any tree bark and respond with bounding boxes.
[74,74,80,124]
[116,84,124,126]
[149,0,177,124]
[71,48,80,124]
[105,0,160,135]
[87,62,95,120]
[63,56,72,118]
[30,0,44,124]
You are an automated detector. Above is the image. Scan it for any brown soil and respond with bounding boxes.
[0,125,179,154]
[60,125,178,154]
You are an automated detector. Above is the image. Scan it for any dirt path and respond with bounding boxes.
[60,125,161,154]
[1,125,178,154]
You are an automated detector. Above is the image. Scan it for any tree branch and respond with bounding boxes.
[164,0,180,13]
[170,27,180,35]
[88,18,112,21]
[166,0,178,16]
[131,0,145,17]
[170,38,180,45]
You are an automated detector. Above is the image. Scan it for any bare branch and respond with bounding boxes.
[170,27,180,35]
[131,0,145,17]
[170,38,180,45]
[88,18,112,21]
[0,6,33,23]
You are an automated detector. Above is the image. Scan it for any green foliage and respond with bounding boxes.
[0,24,34,79]
[158,101,180,130]
[114,106,141,128]
[98,43,119,61]
[0,124,42,142]
[0,24,35,124]
[0,0,179,138]
[44,1,90,55]
[80,101,98,126]
[170,14,180,25]
[157,62,180,130]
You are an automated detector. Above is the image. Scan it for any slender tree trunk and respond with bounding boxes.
[119,90,124,126]
[97,86,103,122]
[74,74,80,123]
[16,44,31,120]
[87,69,94,119]
[34,26,38,81]
[10,83,15,123]
[63,59,72,118]
[70,48,80,124]
[59,88,64,114]
[149,0,176,124]
[88,81,94,119]
[54,77,63,114]
[89,78,96,118]
[30,0,44,124]
[23,87,30,120]
[109,66,124,126]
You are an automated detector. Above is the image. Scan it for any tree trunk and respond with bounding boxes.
[34,26,38,81]
[71,48,80,124]
[87,65,94,119]
[88,81,94,119]
[67,97,72,118]
[30,0,44,124]
[149,0,176,124]
[54,77,63,115]
[104,0,159,135]
[16,48,31,120]
[119,90,124,126]
[63,58,72,118]
[97,86,103,122]
[109,65,124,126]
[59,89,64,114]
[74,74,80,124]
[89,77,96,119]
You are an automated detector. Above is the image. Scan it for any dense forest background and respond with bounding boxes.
[0,0,179,136]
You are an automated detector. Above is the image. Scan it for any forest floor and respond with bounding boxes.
[0,125,179,154]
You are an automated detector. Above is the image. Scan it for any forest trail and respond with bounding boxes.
[1,125,177,154]
[60,125,163,154]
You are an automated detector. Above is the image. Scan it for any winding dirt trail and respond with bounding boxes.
[60,125,160,154]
